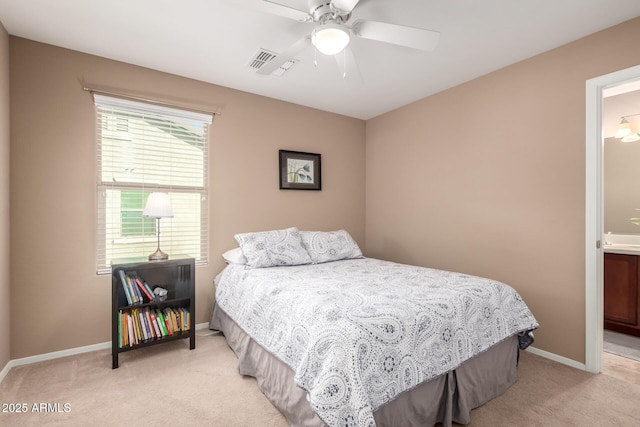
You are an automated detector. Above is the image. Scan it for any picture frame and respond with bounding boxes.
[279,150,322,190]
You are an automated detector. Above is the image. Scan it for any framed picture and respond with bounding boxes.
[279,150,322,190]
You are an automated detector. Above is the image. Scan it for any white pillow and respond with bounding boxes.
[222,247,247,265]
[300,230,363,264]
[234,227,312,268]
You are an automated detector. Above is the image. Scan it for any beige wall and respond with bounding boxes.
[9,38,365,359]
[366,18,640,363]
[0,23,10,370]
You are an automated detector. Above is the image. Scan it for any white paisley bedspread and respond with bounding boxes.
[214,258,539,427]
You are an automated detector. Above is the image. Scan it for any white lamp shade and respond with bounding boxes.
[312,25,350,55]
[143,192,174,218]
[622,133,640,143]
[615,119,632,139]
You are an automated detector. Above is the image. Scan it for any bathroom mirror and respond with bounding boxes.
[603,89,640,235]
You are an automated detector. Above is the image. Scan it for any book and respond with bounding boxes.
[149,310,162,338]
[118,310,123,348]
[144,310,153,340]
[120,312,125,348]
[165,308,174,335]
[143,308,155,339]
[127,312,135,346]
[122,311,129,347]
[147,309,157,339]
[143,282,155,301]
[169,308,179,333]
[138,310,149,341]
[138,309,146,340]
[178,309,185,333]
[118,270,133,305]
[134,277,154,302]
[125,276,137,304]
[124,275,133,304]
[156,309,168,337]
[127,276,141,304]
[132,308,143,342]
[179,308,190,331]
[175,309,182,332]
[129,309,137,342]
[163,308,174,335]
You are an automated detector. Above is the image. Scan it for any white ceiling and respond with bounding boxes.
[1,0,640,120]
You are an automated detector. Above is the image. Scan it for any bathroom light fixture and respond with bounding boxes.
[622,132,640,143]
[312,24,350,55]
[615,117,632,139]
[615,113,640,142]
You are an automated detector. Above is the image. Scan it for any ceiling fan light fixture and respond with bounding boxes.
[312,24,350,55]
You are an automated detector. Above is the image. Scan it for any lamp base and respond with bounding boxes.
[148,248,169,261]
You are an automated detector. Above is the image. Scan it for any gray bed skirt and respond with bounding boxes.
[210,303,519,427]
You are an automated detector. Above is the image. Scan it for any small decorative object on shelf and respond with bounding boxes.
[111,257,195,369]
[153,286,168,300]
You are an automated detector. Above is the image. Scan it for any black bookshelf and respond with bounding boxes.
[111,257,195,369]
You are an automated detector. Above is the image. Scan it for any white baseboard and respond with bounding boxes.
[526,346,587,371]
[1,326,586,385]
[0,359,11,383]
[0,322,211,383]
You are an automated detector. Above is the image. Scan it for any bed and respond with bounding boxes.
[210,228,538,427]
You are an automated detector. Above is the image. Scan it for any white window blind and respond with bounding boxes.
[94,94,212,274]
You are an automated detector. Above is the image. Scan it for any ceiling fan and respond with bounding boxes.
[240,0,440,77]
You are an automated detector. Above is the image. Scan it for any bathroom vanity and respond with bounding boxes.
[604,246,640,337]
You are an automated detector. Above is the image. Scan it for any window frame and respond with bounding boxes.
[93,94,212,274]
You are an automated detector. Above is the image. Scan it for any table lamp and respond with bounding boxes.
[143,192,173,261]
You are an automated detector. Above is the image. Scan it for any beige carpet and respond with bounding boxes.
[1,333,640,427]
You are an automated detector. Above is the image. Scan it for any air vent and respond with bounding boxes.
[248,48,298,76]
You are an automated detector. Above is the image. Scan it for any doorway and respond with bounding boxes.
[585,64,640,374]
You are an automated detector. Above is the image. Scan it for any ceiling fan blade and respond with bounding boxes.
[352,19,440,51]
[257,37,312,75]
[331,0,361,14]
[235,0,311,21]
[334,46,363,83]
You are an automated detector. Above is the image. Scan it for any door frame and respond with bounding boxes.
[585,64,640,373]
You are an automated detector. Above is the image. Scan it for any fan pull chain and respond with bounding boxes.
[314,48,318,67]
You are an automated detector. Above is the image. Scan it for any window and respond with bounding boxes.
[94,95,212,274]
[120,190,155,237]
